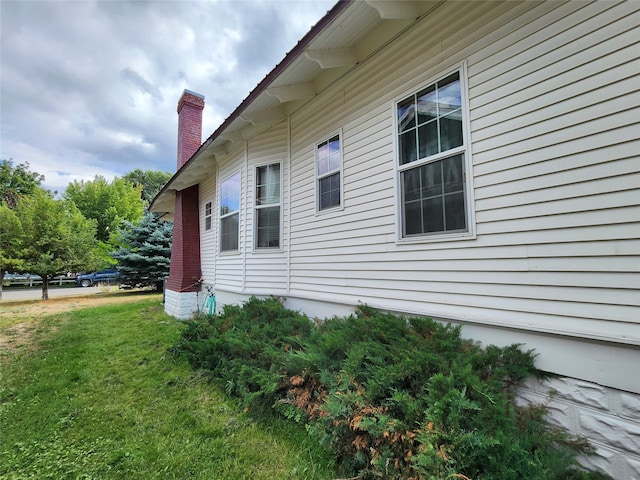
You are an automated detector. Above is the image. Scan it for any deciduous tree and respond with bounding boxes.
[0,159,45,208]
[121,169,172,205]
[12,188,100,300]
[64,175,144,255]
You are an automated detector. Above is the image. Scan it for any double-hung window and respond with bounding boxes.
[220,172,240,252]
[397,70,469,238]
[255,163,281,248]
[204,201,212,231]
[316,133,342,211]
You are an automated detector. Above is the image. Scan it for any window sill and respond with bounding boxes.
[396,230,476,245]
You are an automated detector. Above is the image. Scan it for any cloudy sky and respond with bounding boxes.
[0,0,335,192]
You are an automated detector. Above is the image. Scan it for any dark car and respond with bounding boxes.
[75,269,120,287]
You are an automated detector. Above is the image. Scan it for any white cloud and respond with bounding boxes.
[0,0,335,192]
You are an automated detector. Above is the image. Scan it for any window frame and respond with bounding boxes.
[315,129,344,213]
[254,161,282,250]
[204,201,212,232]
[394,65,475,243]
[219,171,241,253]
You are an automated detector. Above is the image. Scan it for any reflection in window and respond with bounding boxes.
[316,134,341,211]
[220,172,240,251]
[398,70,468,237]
[255,163,280,248]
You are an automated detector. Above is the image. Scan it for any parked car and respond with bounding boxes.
[75,269,120,287]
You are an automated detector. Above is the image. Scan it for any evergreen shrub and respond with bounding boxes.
[173,297,610,480]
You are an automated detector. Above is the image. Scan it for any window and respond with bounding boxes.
[204,201,212,231]
[220,172,240,251]
[397,70,469,238]
[255,163,281,248]
[316,133,342,211]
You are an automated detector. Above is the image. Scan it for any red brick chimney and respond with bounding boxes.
[166,90,204,294]
[176,90,205,168]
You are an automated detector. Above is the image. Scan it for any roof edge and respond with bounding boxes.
[150,0,351,213]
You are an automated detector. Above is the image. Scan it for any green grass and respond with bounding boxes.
[0,295,335,479]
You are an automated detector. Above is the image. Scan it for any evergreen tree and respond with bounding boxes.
[110,213,172,291]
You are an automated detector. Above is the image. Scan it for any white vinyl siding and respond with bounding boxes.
[244,120,289,294]
[286,0,639,350]
[199,171,217,285]
[213,148,245,292]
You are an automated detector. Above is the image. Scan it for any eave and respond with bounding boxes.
[150,0,442,218]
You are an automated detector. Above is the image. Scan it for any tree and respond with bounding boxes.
[64,175,144,246]
[110,213,172,291]
[121,169,172,205]
[12,188,100,300]
[0,159,45,208]
[0,203,24,300]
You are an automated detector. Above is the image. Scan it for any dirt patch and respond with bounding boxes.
[0,292,161,359]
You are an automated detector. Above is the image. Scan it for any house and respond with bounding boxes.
[150,1,640,477]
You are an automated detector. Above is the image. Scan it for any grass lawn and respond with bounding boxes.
[0,293,335,479]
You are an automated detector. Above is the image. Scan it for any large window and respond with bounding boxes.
[316,133,342,211]
[397,70,469,238]
[220,172,240,252]
[255,163,281,248]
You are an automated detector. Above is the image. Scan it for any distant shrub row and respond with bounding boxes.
[172,296,609,480]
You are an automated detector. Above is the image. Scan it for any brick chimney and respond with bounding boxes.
[176,89,205,168]
[166,90,204,299]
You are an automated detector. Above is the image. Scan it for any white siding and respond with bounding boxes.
[214,147,246,292]
[244,121,289,294]
[199,1,639,391]
[284,0,639,351]
[199,171,217,286]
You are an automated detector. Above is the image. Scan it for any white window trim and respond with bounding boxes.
[314,128,344,214]
[253,161,283,252]
[219,171,241,254]
[393,63,476,244]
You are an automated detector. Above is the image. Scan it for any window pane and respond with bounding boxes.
[399,129,417,165]
[444,192,466,231]
[221,172,240,215]
[205,216,212,231]
[417,84,437,125]
[398,96,415,132]
[440,111,463,152]
[317,136,340,175]
[423,196,444,233]
[437,73,461,116]
[403,168,421,202]
[443,155,463,194]
[319,172,340,210]
[329,151,341,172]
[422,161,443,198]
[418,121,438,159]
[402,155,466,236]
[256,164,280,205]
[221,213,239,251]
[404,199,423,236]
[257,206,280,248]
